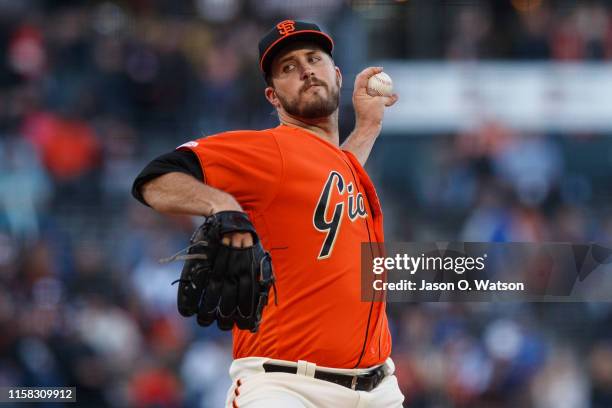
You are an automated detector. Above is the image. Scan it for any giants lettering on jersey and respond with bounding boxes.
[313,171,368,259]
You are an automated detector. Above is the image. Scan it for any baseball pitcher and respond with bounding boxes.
[132,20,404,408]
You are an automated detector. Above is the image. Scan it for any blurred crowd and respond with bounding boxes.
[1,1,612,407]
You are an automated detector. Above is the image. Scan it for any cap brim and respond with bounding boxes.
[260,30,334,74]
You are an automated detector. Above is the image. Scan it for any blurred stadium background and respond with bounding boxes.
[1,0,612,407]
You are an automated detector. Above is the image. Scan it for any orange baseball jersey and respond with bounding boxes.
[178,124,390,369]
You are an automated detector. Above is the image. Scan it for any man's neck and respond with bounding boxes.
[278,111,340,146]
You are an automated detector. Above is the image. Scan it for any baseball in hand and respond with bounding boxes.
[366,72,393,97]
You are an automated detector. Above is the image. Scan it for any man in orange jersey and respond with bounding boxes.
[132,20,403,407]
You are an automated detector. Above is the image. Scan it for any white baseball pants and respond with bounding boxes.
[225,357,405,408]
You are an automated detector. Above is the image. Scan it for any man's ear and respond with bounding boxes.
[265,86,280,109]
[335,66,342,88]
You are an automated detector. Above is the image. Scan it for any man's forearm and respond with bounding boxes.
[141,172,241,216]
[341,123,382,166]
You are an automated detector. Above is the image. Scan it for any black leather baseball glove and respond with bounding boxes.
[165,211,275,332]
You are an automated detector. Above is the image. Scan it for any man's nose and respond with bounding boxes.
[300,67,315,81]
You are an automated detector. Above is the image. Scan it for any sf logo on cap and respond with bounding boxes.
[277,20,296,36]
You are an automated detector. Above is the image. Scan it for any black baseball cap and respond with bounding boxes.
[258,20,334,76]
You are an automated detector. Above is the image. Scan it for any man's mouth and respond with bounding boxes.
[303,82,325,92]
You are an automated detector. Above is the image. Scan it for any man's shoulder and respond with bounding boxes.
[195,128,277,144]
[180,128,281,157]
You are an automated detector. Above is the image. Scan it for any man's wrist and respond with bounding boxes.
[209,194,243,215]
[351,121,382,139]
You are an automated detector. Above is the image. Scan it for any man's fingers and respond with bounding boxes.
[223,232,254,247]
[231,234,242,247]
[241,234,254,247]
[235,232,253,247]
[383,94,399,107]
[354,66,383,89]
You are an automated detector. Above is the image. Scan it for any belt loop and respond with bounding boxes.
[383,357,395,376]
[351,375,358,390]
[305,361,317,378]
[296,360,308,376]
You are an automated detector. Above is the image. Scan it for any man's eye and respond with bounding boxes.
[283,64,295,73]
[309,56,321,63]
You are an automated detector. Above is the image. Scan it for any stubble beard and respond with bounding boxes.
[277,77,340,119]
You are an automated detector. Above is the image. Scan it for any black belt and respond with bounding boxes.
[262,363,385,391]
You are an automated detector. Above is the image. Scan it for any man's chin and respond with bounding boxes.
[298,105,337,119]
[280,92,339,119]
